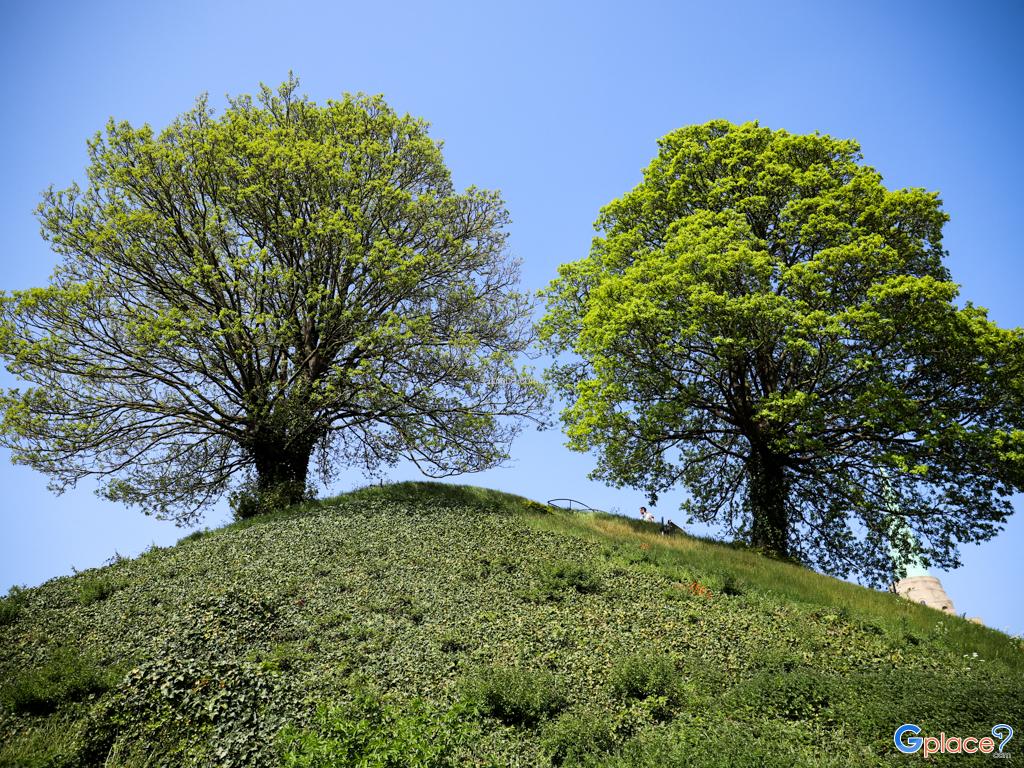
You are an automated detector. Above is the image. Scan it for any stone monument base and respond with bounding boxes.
[891,575,955,613]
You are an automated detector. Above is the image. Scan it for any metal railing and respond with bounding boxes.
[546,498,603,513]
[545,498,684,536]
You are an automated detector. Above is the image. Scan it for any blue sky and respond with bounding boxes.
[1,0,1022,635]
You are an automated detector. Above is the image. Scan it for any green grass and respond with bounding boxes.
[0,646,116,716]
[0,480,1020,767]
[527,508,1020,666]
[344,480,551,516]
[0,713,105,768]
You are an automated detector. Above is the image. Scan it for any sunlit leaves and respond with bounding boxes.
[0,77,543,522]
[540,120,1024,583]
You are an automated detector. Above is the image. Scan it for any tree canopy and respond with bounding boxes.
[0,78,543,523]
[540,120,1024,583]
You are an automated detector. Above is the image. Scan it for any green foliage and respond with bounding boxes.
[608,654,682,711]
[346,480,549,517]
[541,709,618,766]
[475,553,518,579]
[595,716,863,768]
[0,714,106,768]
[827,665,1024,749]
[729,670,832,721]
[461,666,568,726]
[75,574,119,605]
[537,508,1019,665]
[248,642,313,674]
[718,573,745,597]
[387,593,426,624]
[230,481,314,521]
[0,584,28,626]
[534,560,602,600]
[438,632,468,653]
[278,688,475,768]
[0,483,1020,765]
[0,76,543,524]
[178,527,213,545]
[539,119,1024,583]
[0,646,115,715]
[91,591,300,767]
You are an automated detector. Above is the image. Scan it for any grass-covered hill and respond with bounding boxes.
[1,482,1021,767]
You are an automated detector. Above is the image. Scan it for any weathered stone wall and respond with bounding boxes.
[892,575,955,613]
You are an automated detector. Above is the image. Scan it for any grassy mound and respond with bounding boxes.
[1,482,1020,767]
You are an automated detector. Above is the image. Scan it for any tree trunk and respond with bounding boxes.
[747,450,790,559]
[251,439,313,507]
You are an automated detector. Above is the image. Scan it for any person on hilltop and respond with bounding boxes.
[639,506,656,523]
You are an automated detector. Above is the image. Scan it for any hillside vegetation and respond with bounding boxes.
[1,482,1020,767]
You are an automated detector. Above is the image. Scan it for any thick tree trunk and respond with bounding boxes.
[251,439,313,508]
[747,450,790,559]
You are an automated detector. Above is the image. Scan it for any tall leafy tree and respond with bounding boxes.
[0,78,543,523]
[540,120,1024,583]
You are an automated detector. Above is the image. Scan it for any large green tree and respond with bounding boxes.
[0,78,543,523]
[540,120,1024,583]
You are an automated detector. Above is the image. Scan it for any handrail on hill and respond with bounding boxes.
[546,498,603,513]
[546,498,684,536]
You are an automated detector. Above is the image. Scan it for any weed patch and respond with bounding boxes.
[530,561,602,601]
[0,646,115,715]
[278,687,475,767]
[461,666,568,726]
[76,574,119,605]
[541,708,617,765]
[0,585,28,626]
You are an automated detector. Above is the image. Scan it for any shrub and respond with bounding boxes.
[609,654,681,707]
[541,709,617,766]
[438,632,468,653]
[730,670,831,721]
[0,646,115,715]
[230,480,313,520]
[316,610,350,630]
[719,573,744,597]
[178,528,212,545]
[0,585,28,626]
[828,666,1024,742]
[249,642,313,674]
[391,593,426,624]
[2,483,1022,765]
[278,688,474,768]
[76,575,120,606]
[537,561,602,598]
[461,666,567,726]
[603,716,844,768]
[100,638,295,766]
[476,553,518,578]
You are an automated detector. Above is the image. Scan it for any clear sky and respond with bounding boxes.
[1,0,1022,635]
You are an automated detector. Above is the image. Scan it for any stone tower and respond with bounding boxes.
[891,573,955,613]
[888,521,955,613]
